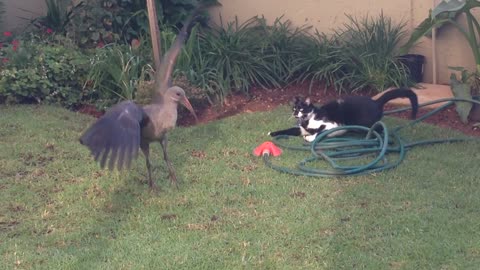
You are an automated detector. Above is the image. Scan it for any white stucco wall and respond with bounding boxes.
[2,0,478,85]
[210,0,478,85]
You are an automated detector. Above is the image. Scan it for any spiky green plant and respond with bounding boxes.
[254,15,312,84]
[87,43,153,108]
[174,16,312,103]
[197,16,281,98]
[34,0,81,33]
[334,12,411,92]
[292,12,412,94]
[290,30,348,93]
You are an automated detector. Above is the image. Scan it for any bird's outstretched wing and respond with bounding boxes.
[155,4,205,98]
[80,101,148,170]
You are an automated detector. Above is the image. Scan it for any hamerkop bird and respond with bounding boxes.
[79,10,199,190]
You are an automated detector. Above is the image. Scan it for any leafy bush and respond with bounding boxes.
[57,0,218,48]
[293,13,413,94]
[170,24,220,104]
[181,13,412,98]
[87,40,153,108]
[290,30,347,93]
[334,13,412,92]
[200,17,280,94]
[63,0,132,47]
[255,16,312,84]
[1,10,414,109]
[159,0,220,27]
[177,16,290,103]
[0,37,90,107]
[33,0,83,33]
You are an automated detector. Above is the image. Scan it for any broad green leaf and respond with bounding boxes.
[399,0,480,54]
[431,0,467,19]
[450,73,473,123]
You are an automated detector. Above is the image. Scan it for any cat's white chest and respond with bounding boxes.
[301,118,345,142]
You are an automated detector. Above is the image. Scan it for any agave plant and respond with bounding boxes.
[400,0,478,63]
[400,0,480,123]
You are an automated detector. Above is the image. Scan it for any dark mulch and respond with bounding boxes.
[77,83,480,137]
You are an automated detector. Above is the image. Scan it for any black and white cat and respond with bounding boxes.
[269,88,418,142]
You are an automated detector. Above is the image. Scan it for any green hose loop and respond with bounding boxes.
[264,97,480,177]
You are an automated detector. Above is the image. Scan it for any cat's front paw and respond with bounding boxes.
[304,134,317,142]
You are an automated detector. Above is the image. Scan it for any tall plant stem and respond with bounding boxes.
[465,11,480,73]
[146,0,162,72]
[466,11,480,73]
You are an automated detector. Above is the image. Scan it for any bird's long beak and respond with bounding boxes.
[181,96,198,122]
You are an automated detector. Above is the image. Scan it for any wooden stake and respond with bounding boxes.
[146,0,162,72]
[432,0,438,84]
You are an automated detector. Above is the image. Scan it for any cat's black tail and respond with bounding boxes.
[375,88,418,119]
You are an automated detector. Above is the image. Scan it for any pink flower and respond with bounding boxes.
[96,41,105,48]
[3,31,12,37]
[2,58,9,63]
[11,40,19,52]
[131,39,141,50]
[46,28,53,34]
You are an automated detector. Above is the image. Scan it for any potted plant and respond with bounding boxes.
[400,0,480,123]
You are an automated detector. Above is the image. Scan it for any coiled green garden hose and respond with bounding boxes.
[264,98,480,177]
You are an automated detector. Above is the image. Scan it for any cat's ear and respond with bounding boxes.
[292,96,301,106]
[305,97,311,105]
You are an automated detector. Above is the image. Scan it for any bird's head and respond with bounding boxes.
[166,86,198,121]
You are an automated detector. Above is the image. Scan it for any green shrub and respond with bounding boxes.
[33,0,82,33]
[159,0,220,27]
[87,41,153,108]
[334,13,412,92]
[290,30,347,93]
[201,17,279,93]
[1,11,413,108]
[59,0,218,48]
[175,16,321,102]
[255,16,312,85]
[180,16,284,102]
[292,12,413,94]
[0,39,90,107]
[170,23,222,103]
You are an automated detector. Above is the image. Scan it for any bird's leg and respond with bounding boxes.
[160,135,178,188]
[140,141,158,190]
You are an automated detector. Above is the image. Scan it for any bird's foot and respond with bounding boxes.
[169,173,179,190]
[148,179,161,192]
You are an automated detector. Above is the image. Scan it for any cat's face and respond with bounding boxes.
[292,97,314,119]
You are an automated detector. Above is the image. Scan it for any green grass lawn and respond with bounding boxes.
[1,104,480,269]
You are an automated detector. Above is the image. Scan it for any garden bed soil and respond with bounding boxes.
[78,83,480,137]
